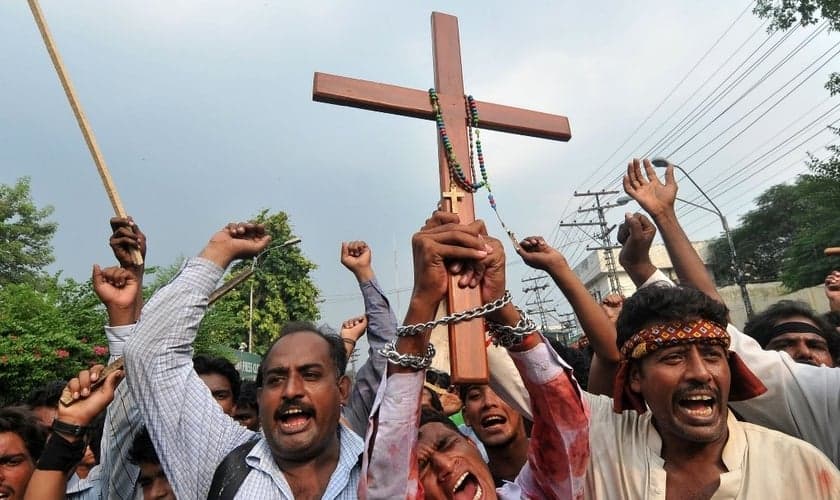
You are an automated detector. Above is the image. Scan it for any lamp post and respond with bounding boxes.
[617,158,753,319]
[248,237,302,352]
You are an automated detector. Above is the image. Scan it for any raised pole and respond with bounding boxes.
[28,0,142,265]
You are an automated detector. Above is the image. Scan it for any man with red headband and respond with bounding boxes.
[591,282,840,498]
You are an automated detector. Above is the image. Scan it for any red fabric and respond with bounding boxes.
[612,320,767,413]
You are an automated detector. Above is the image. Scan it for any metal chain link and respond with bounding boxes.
[396,291,512,337]
[378,339,436,370]
[487,306,538,347]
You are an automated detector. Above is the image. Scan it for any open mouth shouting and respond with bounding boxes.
[480,414,507,432]
[675,392,718,423]
[0,486,13,500]
[452,471,484,500]
[275,405,314,434]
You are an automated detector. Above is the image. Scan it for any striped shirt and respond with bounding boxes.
[125,257,391,499]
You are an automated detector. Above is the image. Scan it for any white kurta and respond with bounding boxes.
[585,393,840,499]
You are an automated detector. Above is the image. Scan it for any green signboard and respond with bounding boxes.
[234,351,262,381]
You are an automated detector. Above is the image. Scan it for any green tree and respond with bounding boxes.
[754,1,840,184]
[139,210,319,356]
[0,177,58,285]
[708,183,802,283]
[709,174,840,290]
[227,210,319,354]
[0,277,108,405]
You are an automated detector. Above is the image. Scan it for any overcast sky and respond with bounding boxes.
[2,1,837,344]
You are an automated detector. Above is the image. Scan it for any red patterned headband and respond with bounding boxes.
[613,319,766,413]
[620,319,730,360]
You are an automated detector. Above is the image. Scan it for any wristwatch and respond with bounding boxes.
[51,418,89,438]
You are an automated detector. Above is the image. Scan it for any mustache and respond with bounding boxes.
[274,398,315,419]
[674,383,720,401]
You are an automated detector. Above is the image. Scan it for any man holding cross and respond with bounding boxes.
[362,211,590,499]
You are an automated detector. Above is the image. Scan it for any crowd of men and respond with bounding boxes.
[2,158,840,499]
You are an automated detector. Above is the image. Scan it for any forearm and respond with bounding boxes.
[24,470,67,499]
[545,264,620,363]
[586,354,619,396]
[390,295,439,374]
[124,258,249,497]
[653,210,723,303]
[622,259,658,287]
[100,324,141,496]
[362,370,424,499]
[508,337,589,499]
[344,277,398,435]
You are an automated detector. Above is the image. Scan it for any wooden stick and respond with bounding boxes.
[28,0,143,265]
[60,273,249,407]
[59,357,124,407]
[208,269,254,305]
[825,247,840,256]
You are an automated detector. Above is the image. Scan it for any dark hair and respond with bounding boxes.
[193,355,241,401]
[87,412,107,465]
[422,386,444,412]
[824,311,840,329]
[419,407,462,435]
[547,339,592,391]
[25,380,66,409]
[616,285,729,349]
[128,427,160,466]
[256,322,348,386]
[425,369,451,390]
[0,406,47,461]
[237,381,258,412]
[744,300,839,359]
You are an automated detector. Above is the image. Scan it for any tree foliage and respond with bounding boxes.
[140,210,320,356]
[0,177,319,401]
[0,177,57,285]
[225,209,320,354]
[754,0,840,32]
[709,173,840,290]
[0,277,108,405]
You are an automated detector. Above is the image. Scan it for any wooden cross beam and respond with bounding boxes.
[313,11,571,383]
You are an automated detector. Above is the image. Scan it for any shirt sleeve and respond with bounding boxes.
[98,324,142,500]
[360,370,424,500]
[727,324,840,464]
[487,344,532,421]
[124,258,253,499]
[343,277,397,436]
[507,337,590,500]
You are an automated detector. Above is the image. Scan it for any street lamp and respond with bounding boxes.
[617,158,753,319]
[248,237,302,352]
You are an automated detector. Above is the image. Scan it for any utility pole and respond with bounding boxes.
[522,276,554,332]
[556,312,578,345]
[558,190,624,295]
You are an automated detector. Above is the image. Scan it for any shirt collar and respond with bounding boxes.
[246,425,363,491]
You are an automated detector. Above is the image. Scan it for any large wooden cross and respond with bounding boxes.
[313,12,571,383]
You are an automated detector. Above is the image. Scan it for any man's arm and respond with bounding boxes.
[825,271,840,312]
[506,334,590,499]
[363,213,589,499]
[26,365,124,500]
[339,241,398,436]
[623,165,840,464]
[622,158,723,303]
[87,266,143,500]
[109,217,146,321]
[362,213,493,498]
[124,223,270,498]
